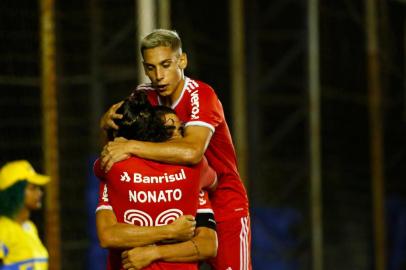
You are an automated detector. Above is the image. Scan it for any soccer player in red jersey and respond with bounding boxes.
[101,29,251,270]
[95,95,218,270]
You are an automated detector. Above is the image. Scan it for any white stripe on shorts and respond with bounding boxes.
[239,217,249,270]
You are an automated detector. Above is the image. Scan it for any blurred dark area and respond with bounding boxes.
[0,0,405,269]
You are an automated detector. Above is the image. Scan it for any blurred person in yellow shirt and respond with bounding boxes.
[0,160,49,270]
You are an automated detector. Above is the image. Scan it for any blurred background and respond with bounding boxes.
[0,0,405,269]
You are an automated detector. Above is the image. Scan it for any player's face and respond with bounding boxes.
[24,183,43,210]
[163,113,184,139]
[142,46,187,99]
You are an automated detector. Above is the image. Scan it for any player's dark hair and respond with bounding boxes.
[141,29,182,55]
[155,105,176,117]
[110,91,174,142]
[154,105,182,136]
[0,180,27,218]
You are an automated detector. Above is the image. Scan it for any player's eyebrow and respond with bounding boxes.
[160,59,173,65]
[144,58,173,66]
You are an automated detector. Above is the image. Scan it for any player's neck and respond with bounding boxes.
[163,78,185,106]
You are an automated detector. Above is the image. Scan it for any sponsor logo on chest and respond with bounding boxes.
[120,169,186,184]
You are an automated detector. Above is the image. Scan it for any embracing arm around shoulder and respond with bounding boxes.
[121,227,217,269]
[96,209,196,249]
[101,125,213,171]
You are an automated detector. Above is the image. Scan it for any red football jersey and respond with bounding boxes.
[94,156,216,270]
[136,77,249,222]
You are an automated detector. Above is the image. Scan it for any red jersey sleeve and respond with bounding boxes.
[196,190,216,229]
[184,79,224,133]
[93,159,113,212]
[96,182,113,212]
[198,156,217,190]
[197,190,214,215]
[93,158,104,180]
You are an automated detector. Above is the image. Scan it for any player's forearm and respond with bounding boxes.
[155,228,217,262]
[126,139,203,165]
[100,129,109,146]
[98,223,175,249]
[96,210,174,249]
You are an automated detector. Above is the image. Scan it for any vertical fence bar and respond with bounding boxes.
[307,0,323,269]
[365,1,386,269]
[40,0,60,269]
[136,0,156,83]
[158,0,171,29]
[404,14,406,122]
[90,0,104,151]
[229,0,248,187]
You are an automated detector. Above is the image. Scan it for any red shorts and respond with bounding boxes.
[208,216,252,270]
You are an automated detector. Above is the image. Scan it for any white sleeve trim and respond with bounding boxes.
[197,208,214,214]
[185,121,215,133]
[95,205,113,213]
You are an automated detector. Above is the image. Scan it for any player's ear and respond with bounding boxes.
[178,53,187,69]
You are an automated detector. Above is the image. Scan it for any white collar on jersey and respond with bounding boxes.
[157,77,190,109]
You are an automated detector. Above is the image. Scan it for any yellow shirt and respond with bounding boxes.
[0,216,48,270]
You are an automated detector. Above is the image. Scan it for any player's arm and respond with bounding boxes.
[121,192,217,269]
[156,226,217,261]
[121,226,217,270]
[94,181,196,249]
[101,125,213,172]
[96,209,196,249]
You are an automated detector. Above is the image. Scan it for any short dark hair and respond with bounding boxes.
[110,91,174,142]
[155,105,177,119]
[155,105,180,137]
[0,180,27,218]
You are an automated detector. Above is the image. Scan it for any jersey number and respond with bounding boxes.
[123,208,183,226]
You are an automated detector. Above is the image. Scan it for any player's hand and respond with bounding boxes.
[168,215,196,241]
[101,137,131,172]
[121,246,158,270]
[100,101,124,131]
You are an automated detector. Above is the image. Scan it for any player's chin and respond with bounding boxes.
[158,90,171,97]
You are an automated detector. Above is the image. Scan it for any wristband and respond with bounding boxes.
[196,212,216,230]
